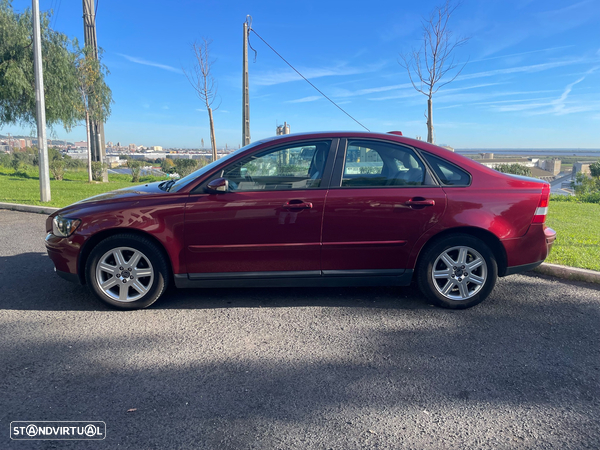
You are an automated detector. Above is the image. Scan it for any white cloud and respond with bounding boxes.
[251,62,385,86]
[457,59,587,82]
[287,96,321,103]
[469,45,574,64]
[117,53,181,73]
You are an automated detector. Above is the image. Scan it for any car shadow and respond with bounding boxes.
[1,251,430,311]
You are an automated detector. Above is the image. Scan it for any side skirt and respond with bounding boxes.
[174,270,414,289]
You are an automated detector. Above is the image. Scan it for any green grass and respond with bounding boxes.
[0,166,166,208]
[545,201,600,271]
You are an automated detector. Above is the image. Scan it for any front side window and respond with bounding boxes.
[222,140,331,191]
[341,140,426,187]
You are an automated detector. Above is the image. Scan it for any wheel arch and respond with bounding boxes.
[414,227,508,278]
[77,228,174,285]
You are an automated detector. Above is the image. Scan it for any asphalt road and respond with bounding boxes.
[1,209,599,449]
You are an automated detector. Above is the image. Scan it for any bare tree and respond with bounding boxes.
[184,39,218,161]
[400,1,468,144]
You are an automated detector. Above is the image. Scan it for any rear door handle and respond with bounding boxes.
[406,199,435,207]
[283,200,313,209]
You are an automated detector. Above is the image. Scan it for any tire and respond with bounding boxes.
[417,234,498,309]
[85,234,169,310]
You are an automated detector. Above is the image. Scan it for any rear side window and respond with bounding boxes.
[341,140,426,187]
[422,153,471,186]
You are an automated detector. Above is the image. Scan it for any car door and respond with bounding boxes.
[321,138,447,274]
[183,139,337,278]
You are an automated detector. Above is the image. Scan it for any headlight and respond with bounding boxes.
[52,216,81,237]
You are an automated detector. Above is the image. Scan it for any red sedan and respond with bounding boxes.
[45,132,556,309]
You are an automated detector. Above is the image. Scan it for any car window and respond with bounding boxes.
[341,140,425,187]
[222,141,331,191]
[168,140,265,192]
[421,152,471,186]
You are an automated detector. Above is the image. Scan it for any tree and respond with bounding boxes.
[160,157,175,174]
[399,1,468,144]
[0,1,81,130]
[74,45,112,182]
[572,172,600,196]
[590,161,600,178]
[495,164,531,177]
[174,159,199,177]
[184,39,218,162]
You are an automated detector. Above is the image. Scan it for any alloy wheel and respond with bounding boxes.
[95,246,154,302]
[431,245,488,301]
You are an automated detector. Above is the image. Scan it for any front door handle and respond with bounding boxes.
[406,198,435,208]
[283,200,313,209]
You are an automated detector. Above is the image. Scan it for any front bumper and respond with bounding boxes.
[45,233,85,283]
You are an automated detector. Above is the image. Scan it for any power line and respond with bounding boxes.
[248,28,370,132]
[51,0,62,29]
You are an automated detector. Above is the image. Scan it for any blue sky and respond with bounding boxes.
[5,0,600,148]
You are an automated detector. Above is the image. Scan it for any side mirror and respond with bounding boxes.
[206,177,229,193]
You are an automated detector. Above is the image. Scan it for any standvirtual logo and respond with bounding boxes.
[10,421,106,440]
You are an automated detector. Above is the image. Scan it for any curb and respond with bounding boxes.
[0,202,59,215]
[533,263,600,285]
[1,202,599,285]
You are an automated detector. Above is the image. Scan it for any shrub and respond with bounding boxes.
[0,153,11,168]
[49,159,65,180]
[127,159,142,183]
[11,152,35,171]
[91,161,105,181]
[494,163,532,177]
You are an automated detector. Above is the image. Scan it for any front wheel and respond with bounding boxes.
[417,234,498,309]
[86,234,169,309]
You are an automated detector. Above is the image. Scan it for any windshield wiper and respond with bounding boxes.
[158,179,177,192]
[163,179,178,192]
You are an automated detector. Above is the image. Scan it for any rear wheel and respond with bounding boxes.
[86,234,169,309]
[417,234,497,309]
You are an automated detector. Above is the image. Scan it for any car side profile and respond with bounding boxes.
[45,132,556,309]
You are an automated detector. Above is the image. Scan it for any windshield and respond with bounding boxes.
[168,141,265,192]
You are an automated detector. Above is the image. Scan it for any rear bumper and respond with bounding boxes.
[504,260,544,276]
[502,225,556,277]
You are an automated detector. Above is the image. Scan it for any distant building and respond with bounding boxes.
[539,158,561,176]
[572,162,594,179]
[128,143,136,151]
[73,141,87,149]
[276,122,290,135]
[151,146,163,151]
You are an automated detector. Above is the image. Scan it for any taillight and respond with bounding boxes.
[532,183,550,223]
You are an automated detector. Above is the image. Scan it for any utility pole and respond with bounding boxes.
[32,0,51,202]
[242,16,251,146]
[82,0,108,181]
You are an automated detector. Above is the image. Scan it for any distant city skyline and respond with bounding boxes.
[2,0,599,148]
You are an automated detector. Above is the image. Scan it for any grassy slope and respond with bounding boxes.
[0,167,164,208]
[545,201,600,271]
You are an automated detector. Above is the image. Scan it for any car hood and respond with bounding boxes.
[73,181,166,205]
